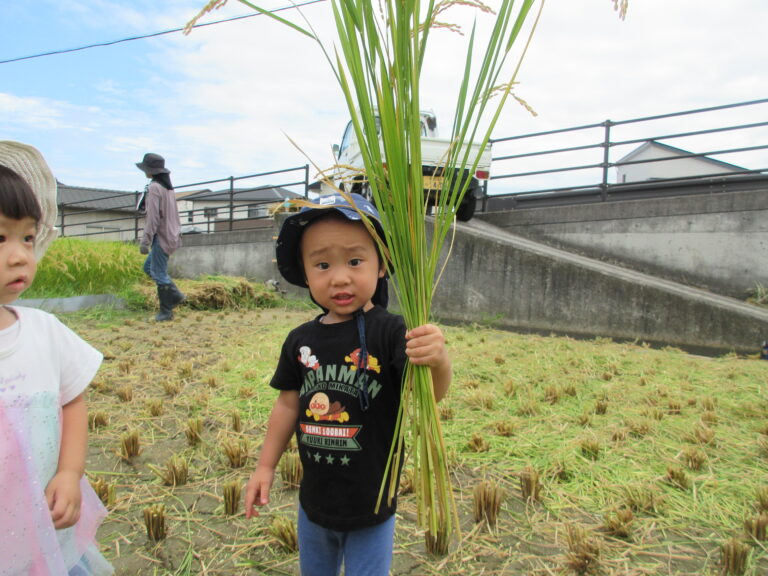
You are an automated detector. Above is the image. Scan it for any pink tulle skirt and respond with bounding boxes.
[0,400,113,576]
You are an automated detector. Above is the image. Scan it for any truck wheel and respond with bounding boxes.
[456,196,476,221]
[356,182,373,202]
[351,180,373,202]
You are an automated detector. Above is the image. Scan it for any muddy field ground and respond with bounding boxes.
[67,298,768,576]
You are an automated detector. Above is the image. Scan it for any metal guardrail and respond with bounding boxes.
[58,99,768,236]
[57,190,140,239]
[481,98,768,210]
[58,164,310,240]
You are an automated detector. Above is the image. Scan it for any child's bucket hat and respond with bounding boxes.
[0,140,59,257]
[277,192,389,411]
[276,192,389,308]
[136,153,170,175]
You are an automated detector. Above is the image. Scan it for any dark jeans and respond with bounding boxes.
[143,238,172,285]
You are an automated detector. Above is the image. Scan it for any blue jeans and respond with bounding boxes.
[298,505,395,576]
[143,238,172,285]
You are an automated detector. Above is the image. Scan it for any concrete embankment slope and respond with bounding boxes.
[169,219,767,354]
[432,219,768,354]
[478,185,768,299]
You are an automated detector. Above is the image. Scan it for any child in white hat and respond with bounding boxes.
[0,141,113,575]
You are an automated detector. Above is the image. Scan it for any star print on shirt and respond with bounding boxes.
[313,452,322,463]
[325,454,335,465]
[340,455,350,466]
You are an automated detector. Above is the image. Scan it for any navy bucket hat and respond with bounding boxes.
[275,193,389,308]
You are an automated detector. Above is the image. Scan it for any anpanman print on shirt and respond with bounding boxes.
[300,421,362,451]
[270,306,407,531]
[305,392,350,423]
[299,346,380,444]
[345,348,381,373]
[298,345,320,370]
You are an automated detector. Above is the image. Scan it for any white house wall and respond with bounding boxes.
[617,147,739,183]
[58,210,143,242]
[177,200,269,225]
[58,199,274,242]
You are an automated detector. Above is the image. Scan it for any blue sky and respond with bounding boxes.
[1,0,767,194]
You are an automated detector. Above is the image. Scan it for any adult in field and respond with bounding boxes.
[136,153,184,321]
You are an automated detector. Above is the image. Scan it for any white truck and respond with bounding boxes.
[332,110,491,221]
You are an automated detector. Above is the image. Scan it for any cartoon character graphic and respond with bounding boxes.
[299,345,320,370]
[344,348,381,373]
[306,392,350,423]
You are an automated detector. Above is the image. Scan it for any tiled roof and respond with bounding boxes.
[58,182,303,212]
[178,186,302,202]
[57,182,138,213]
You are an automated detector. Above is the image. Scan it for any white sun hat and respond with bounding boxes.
[0,140,59,257]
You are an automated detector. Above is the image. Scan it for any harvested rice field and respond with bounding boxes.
[63,286,768,575]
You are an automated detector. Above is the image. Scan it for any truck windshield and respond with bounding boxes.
[339,117,382,156]
[339,116,428,156]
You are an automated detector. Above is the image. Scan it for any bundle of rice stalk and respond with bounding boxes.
[188,0,544,550]
[327,1,546,551]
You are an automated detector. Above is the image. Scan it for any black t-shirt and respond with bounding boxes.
[270,306,407,531]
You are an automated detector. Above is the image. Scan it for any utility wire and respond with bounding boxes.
[0,0,325,65]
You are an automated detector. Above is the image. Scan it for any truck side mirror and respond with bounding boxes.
[332,144,340,158]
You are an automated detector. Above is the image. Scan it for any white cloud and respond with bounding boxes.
[106,136,157,154]
[4,0,767,191]
[0,93,69,130]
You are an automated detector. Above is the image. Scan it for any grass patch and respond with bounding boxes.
[25,237,293,314]
[747,282,768,308]
[26,238,146,299]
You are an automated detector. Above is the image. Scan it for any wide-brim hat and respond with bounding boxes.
[0,141,59,258]
[276,193,389,308]
[136,152,170,175]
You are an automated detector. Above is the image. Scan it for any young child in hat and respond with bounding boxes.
[135,152,184,321]
[0,141,113,575]
[244,193,452,576]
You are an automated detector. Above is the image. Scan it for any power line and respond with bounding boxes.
[0,0,325,65]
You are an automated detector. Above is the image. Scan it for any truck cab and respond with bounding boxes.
[332,110,490,221]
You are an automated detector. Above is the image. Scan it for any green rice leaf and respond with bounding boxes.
[236,0,316,39]
[197,0,545,551]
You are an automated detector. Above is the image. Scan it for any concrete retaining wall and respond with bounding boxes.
[169,213,768,354]
[16,294,126,313]
[477,188,768,298]
[435,221,768,354]
[171,227,278,281]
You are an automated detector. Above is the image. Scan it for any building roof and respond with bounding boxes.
[57,182,138,213]
[57,182,304,213]
[617,140,746,172]
[178,185,302,203]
